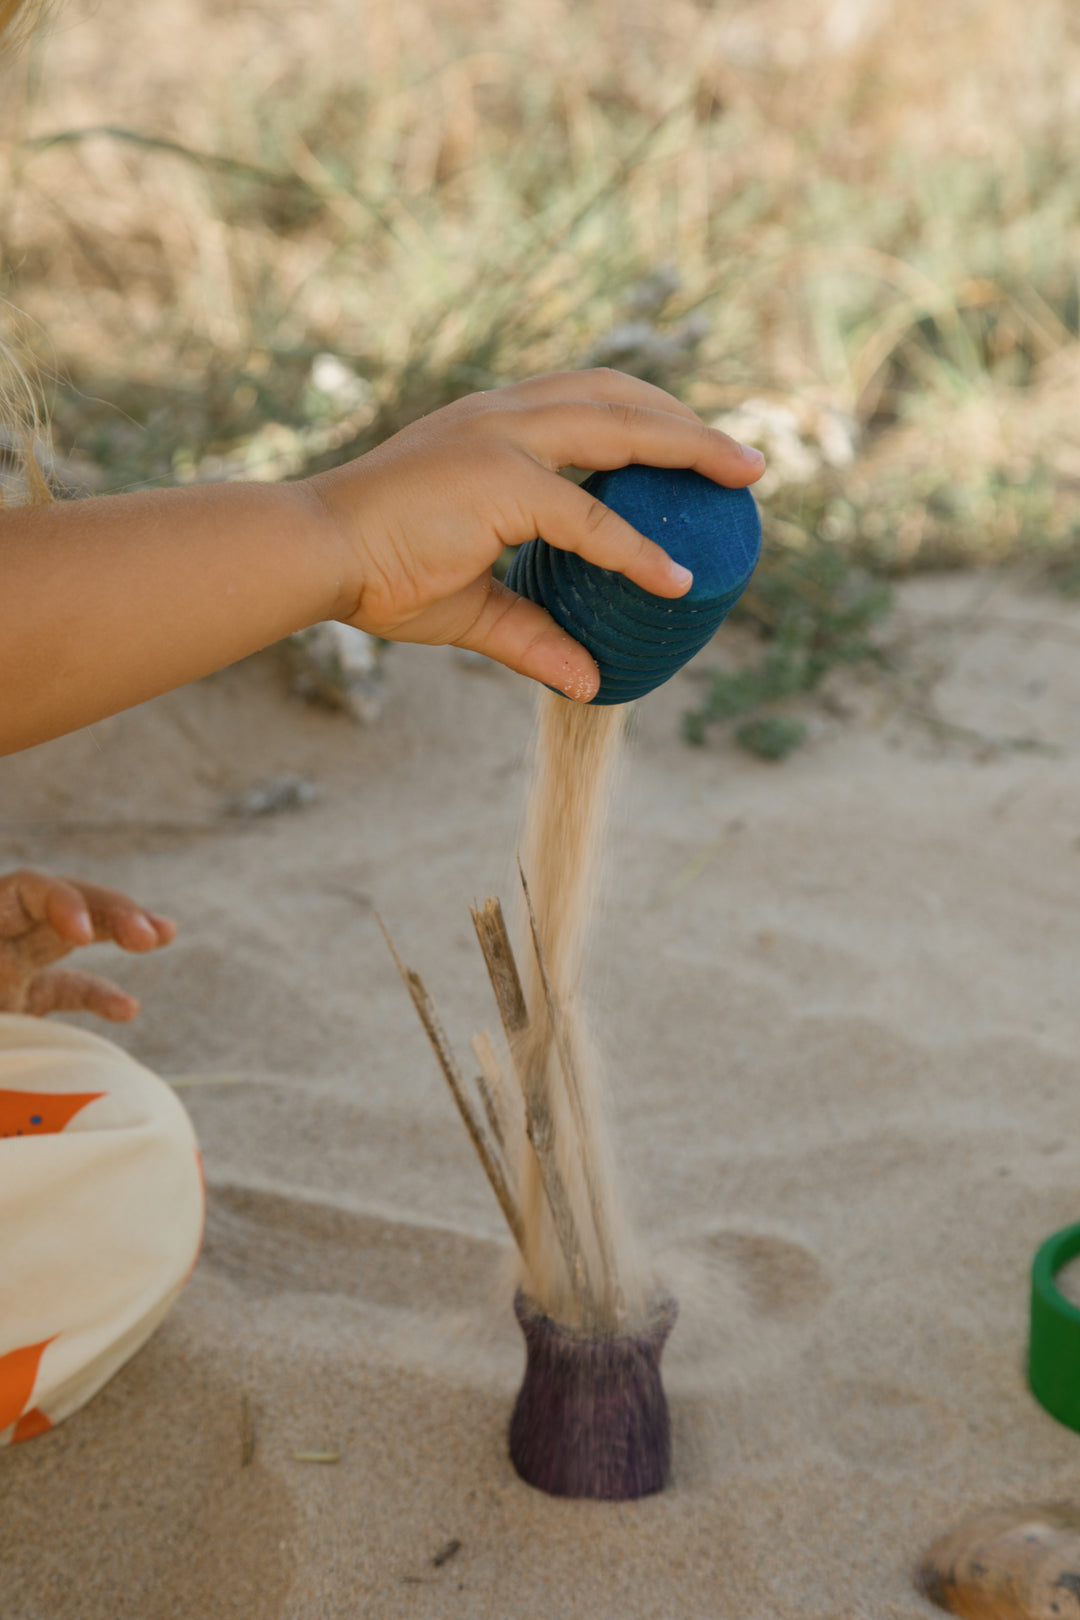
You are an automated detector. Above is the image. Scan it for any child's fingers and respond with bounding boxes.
[511,399,765,489]
[24,967,140,1022]
[503,368,704,424]
[515,462,694,599]
[0,869,173,954]
[144,911,177,943]
[60,879,176,952]
[452,579,600,701]
[0,868,95,945]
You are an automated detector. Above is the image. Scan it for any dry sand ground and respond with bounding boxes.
[2,574,1080,1618]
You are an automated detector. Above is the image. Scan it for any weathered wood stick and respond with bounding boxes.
[376,914,526,1256]
[470,1029,510,1155]
[517,859,619,1305]
[470,896,597,1319]
[469,897,528,1041]
[520,1070,598,1321]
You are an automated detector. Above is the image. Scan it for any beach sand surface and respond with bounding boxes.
[3,572,1080,1619]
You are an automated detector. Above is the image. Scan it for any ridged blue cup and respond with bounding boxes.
[505,464,762,705]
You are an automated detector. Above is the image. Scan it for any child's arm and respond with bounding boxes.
[0,369,763,756]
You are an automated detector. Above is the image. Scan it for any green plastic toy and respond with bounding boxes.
[1029,1221,1080,1431]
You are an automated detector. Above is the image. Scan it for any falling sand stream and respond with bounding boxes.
[381,685,675,1496]
[514,691,645,1333]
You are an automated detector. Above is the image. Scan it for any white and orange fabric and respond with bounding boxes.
[0,1014,204,1444]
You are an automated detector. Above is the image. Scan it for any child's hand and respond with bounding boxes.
[309,369,765,701]
[1,367,766,755]
[0,869,176,1021]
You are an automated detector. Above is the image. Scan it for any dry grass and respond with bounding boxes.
[2,0,1079,566]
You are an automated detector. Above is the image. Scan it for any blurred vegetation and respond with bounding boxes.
[682,542,892,753]
[2,0,1079,752]
[732,715,808,762]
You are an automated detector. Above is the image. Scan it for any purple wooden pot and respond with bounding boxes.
[508,1290,678,1500]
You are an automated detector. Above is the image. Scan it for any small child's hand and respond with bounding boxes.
[0,868,176,1022]
[308,369,765,701]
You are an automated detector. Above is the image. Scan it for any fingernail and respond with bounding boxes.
[73,910,93,942]
[740,443,766,466]
[669,562,693,588]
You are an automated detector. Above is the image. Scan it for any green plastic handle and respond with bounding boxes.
[1029,1221,1080,1431]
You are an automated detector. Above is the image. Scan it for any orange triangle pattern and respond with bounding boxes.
[0,1337,57,1433]
[12,1407,52,1443]
[0,1089,104,1139]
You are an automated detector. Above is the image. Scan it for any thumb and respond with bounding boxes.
[454,577,599,702]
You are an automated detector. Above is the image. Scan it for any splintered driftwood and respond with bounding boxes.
[379,878,610,1326]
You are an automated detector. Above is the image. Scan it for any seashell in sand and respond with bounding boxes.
[917,1502,1080,1618]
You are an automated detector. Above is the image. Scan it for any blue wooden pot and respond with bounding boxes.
[505,463,762,705]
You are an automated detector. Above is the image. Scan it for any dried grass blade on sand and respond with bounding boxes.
[376,913,526,1256]
[470,1029,511,1155]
